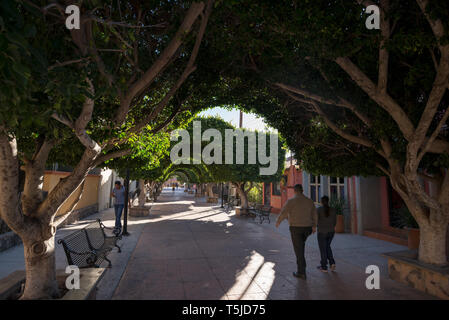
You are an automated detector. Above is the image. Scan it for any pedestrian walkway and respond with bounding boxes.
[0,188,435,300]
[111,189,434,300]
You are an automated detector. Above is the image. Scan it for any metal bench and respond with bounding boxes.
[224,196,238,213]
[58,219,122,268]
[249,205,272,224]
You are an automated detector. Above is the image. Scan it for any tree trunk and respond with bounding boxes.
[206,183,214,197]
[21,235,59,299]
[234,183,249,209]
[418,218,448,265]
[138,179,146,207]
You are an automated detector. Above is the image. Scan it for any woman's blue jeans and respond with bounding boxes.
[317,232,336,269]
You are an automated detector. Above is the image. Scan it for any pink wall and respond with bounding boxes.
[267,165,303,213]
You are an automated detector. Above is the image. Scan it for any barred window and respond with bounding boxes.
[329,177,345,199]
[309,174,321,203]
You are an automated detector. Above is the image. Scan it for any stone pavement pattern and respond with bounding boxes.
[0,188,435,300]
[111,189,434,300]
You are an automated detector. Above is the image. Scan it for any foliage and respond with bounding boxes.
[199,0,449,177]
[391,205,419,229]
[247,182,263,204]
[329,196,346,216]
[166,116,286,184]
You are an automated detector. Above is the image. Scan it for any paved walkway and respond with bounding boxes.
[111,189,434,300]
[0,188,435,300]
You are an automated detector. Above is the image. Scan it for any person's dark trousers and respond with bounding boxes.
[114,204,125,229]
[317,232,336,269]
[289,226,312,275]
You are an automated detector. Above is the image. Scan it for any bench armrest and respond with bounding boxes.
[97,219,115,230]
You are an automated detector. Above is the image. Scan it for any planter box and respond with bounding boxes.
[129,206,151,217]
[235,207,249,216]
[0,268,107,300]
[383,250,449,300]
[335,215,345,233]
[407,228,420,250]
[207,196,218,203]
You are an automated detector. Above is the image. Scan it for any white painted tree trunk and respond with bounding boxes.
[21,235,59,299]
[390,173,449,265]
[207,183,214,197]
[235,184,249,209]
[138,179,146,207]
[418,217,448,265]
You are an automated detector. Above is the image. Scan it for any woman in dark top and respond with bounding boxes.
[317,196,337,272]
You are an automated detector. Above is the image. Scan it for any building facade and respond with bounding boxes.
[263,160,433,246]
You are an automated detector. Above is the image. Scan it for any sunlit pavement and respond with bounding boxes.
[111,188,435,300]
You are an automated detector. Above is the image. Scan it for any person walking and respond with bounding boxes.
[276,184,317,279]
[111,181,126,233]
[316,196,337,272]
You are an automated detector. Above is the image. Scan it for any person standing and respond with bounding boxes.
[111,181,126,232]
[276,184,317,279]
[316,196,337,272]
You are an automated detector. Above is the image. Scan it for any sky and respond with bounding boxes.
[198,107,274,132]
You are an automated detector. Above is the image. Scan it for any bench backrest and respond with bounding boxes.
[261,205,271,212]
[59,229,94,267]
[61,228,91,252]
[84,221,106,250]
[58,220,107,267]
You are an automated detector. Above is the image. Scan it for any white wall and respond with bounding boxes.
[98,169,138,210]
[98,168,115,211]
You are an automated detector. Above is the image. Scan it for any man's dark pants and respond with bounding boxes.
[289,226,312,275]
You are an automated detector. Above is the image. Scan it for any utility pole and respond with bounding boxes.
[122,168,130,236]
[239,110,243,128]
[221,182,224,208]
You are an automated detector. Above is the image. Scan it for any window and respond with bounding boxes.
[329,177,345,199]
[309,174,321,203]
[272,182,281,196]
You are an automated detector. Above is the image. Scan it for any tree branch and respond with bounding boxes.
[51,79,102,153]
[309,101,375,149]
[378,0,390,94]
[37,148,99,220]
[276,82,373,127]
[48,58,89,71]
[0,131,25,233]
[418,107,449,163]
[115,1,207,125]
[53,181,85,227]
[93,149,132,167]
[416,0,447,48]
[335,56,415,140]
[129,0,213,133]
[21,138,55,216]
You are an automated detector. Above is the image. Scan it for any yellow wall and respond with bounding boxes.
[43,171,100,217]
